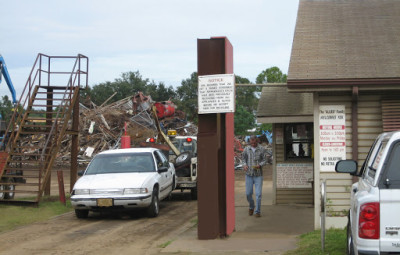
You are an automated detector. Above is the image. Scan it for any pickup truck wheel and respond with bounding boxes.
[174,152,193,167]
[75,209,89,219]
[4,178,15,199]
[147,188,159,218]
[347,220,355,255]
[190,187,198,200]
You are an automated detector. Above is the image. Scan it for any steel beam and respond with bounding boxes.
[197,37,235,239]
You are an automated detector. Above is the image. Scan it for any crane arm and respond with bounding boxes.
[0,55,17,105]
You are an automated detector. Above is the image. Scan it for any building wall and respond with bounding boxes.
[314,93,384,228]
[274,123,314,205]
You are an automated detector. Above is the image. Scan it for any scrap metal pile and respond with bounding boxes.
[234,134,273,170]
[54,92,197,164]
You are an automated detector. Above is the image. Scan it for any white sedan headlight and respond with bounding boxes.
[124,188,148,194]
[74,189,90,195]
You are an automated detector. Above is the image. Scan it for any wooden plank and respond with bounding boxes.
[326,179,353,186]
[277,190,313,195]
[277,195,313,199]
[319,97,352,103]
[327,199,351,206]
[326,186,351,193]
[357,127,383,133]
[276,144,284,161]
[327,206,351,213]
[276,198,313,204]
[320,173,352,180]
[327,193,351,199]
[358,107,381,114]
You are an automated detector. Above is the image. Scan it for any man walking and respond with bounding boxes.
[242,135,267,217]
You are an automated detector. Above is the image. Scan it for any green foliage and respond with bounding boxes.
[147,82,176,102]
[234,104,256,135]
[78,67,287,134]
[85,71,176,106]
[0,95,13,122]
[284,228,346,255]
[0,197,72,233]
[256,66,287,84]
[175,72,198,123]
[235,75,259,112]
[234,75,258,135]
[257,123,272,133]
[158,240,174,248]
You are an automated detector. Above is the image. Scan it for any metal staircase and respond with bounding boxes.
[0,54,88,205]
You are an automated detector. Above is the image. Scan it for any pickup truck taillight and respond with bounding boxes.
[359,202,380,239]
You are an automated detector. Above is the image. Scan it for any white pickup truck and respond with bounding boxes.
[335,131,400,255]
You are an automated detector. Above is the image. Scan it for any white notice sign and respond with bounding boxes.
[319,105,346,172]
[198,74,235,114]
[277,163,313,188]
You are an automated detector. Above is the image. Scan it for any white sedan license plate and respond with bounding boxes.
[97,198,113,207]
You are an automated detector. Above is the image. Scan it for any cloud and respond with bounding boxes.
[0,0,299,98]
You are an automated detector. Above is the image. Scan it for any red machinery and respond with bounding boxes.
[154,101,176,119]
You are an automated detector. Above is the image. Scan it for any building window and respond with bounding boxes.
[284,123,313,160]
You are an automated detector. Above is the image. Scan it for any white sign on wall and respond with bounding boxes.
[277,163,313,188]
[319,105,346,172]
[198,74,235,114]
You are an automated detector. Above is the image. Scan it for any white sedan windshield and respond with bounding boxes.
[85,152,156,175]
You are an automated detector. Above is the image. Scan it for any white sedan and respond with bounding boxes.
[71,148,176,218]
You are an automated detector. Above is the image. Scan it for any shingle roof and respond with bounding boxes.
[288,0,400,81]
[256,86,313,117]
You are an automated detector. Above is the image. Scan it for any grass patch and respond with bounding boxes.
[285,228,346,255]
[0,196,73,233]
[190,218,198,226]
[158,240,174,248]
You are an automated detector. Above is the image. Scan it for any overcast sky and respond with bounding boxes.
[0,0,299,100]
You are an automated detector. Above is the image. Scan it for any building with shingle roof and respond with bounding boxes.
[257,0,400,229]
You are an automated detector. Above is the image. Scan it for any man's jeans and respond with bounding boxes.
[245,175,263,214]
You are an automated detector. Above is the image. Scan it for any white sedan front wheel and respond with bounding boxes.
[147,188,159,218]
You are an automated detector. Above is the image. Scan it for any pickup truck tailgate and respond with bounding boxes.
[380,189,400,252]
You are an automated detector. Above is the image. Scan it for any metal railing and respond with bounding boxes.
[1,54,88,155]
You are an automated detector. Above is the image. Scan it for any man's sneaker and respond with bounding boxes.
[255,213,261,218]
[248,209,254,216]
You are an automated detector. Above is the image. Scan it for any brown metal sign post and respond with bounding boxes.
[197,37,235,239]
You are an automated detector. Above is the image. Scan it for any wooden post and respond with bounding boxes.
[44,88,53,196]
[70,91,79,192]
[57,170,66,205]
[197,37,235,239]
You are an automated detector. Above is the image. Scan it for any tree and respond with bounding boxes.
[234,104,256,135]
[84,71,176,106]
[175,72,198,123]
[234,75,258,134]
[254,66,287,136]
[235,75,258,112]
[256,66,287,84]
[0,95,13,123]
[147,82,176,102]
[256,123,272,133]
[89,71,149,105]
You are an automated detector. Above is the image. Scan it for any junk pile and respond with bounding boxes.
[23,92,197,165]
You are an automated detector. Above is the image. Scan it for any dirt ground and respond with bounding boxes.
[0,191,198,255]
[0,165,300,255]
